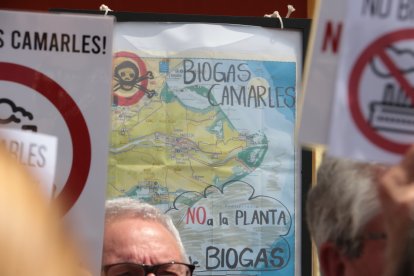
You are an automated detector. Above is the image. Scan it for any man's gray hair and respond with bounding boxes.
[105,197,188,261]
[306,155,385,257]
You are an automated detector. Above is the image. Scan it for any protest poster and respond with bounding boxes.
[327,1,414,163]
[0,10,114,275]
[0,128,57,198]
[98,12,310,276]
[299,0,347,146]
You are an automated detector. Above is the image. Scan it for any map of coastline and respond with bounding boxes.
[107,52,297,275]
[108,54,275,208]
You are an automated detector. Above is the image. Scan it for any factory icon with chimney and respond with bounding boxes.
[368,45,414,134]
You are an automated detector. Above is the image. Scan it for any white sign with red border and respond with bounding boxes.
[327,1,414,163]
[0,10,114,275]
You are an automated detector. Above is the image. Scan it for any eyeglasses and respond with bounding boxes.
[337,232,387,258]
[102,261,196,276]
[355,232,387,241]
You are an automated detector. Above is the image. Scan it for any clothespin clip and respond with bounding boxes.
[264,5,296,29]
[99,4,113,16]
[264,11,284,29]
[286,5,296,18]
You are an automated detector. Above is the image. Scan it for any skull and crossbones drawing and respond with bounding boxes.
[113,60,157,98]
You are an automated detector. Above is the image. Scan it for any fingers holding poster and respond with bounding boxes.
[167,180,292,273]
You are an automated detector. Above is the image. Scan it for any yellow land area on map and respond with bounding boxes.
[108,57,268,206]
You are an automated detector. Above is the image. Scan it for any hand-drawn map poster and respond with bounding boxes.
[106,13,308,276]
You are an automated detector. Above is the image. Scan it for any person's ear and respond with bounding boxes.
[319,242,345,276]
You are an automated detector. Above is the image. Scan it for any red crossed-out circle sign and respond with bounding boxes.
[0,62,91,214]
[349,29,414,155]
[113,51,149,106]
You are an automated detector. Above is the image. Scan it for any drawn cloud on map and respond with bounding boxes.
[166,180,291,271]
[370,45,414,78]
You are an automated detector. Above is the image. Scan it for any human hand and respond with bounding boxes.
[378,145,414,276]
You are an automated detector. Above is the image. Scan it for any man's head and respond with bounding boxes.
[102,197,194,276]
[306,155,387,276]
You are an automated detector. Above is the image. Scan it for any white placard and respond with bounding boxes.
[328,0,414,163]
[0,128,57,198]
[109,19,304,276]
[0,10,114,275]
[299,0,348,146]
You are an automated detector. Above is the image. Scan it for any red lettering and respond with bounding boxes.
[186,207,196,224]
[186,207,206,224]
[322,21,343,54]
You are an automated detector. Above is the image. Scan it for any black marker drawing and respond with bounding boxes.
[0,98,37,132]
[113,60,157,98]
[368,45,414,134]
